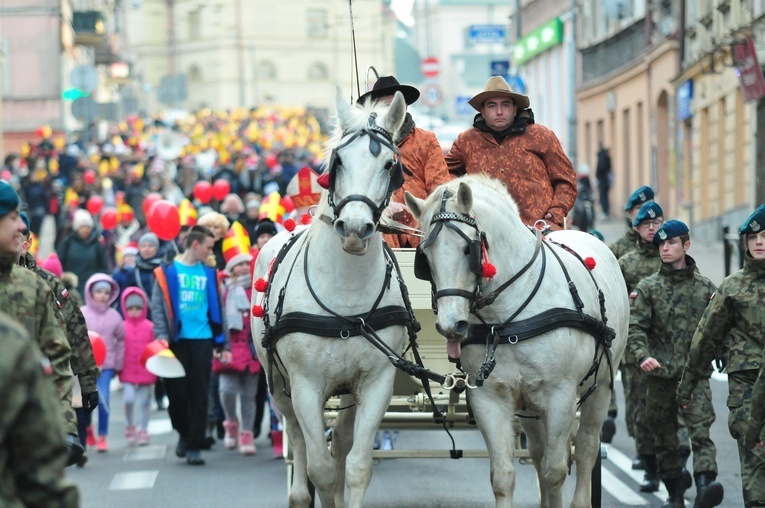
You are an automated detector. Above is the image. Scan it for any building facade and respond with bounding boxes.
[576,0,680,219]
[126,0,395,112]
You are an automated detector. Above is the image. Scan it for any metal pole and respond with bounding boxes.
[567,0,577,169]
[236,0,245,107]
[514,0,521,39]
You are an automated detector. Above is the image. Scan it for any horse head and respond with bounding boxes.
[322,87,406,255]
[407,182,482,346]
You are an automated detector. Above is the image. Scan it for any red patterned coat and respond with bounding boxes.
[445,118,577,229]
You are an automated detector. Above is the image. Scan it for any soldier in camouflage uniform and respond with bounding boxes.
[744,345,765,507]
[0,181,82,466]
[602,185,656,444]
[619,200,664,488]
[628,220,723,508]
[18,212,100,411]
[679,204,765,508]
[0,310,79,507]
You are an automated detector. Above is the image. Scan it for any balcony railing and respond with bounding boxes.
[581,19,646,86]
[73,10,106,46]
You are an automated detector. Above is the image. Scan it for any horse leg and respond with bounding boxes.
[522,417,551,507]
[570,384,611,508]
[331,394,357,507]
[290,378,337,508]
[472,390,517,508]
[344,368,396,508]
[540,387,578,508]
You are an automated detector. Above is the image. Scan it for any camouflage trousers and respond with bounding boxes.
[728,371,765,507]
[623,365,654,454]
[646,376,717,480]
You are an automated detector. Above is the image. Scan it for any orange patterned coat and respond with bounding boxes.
[445,121,577,229]
[383,126,452,248]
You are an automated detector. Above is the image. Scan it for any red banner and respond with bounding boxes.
[732,38,765,102]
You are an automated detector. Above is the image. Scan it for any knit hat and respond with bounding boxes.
[41,253,63,278]
[123,245,139,257]
[652,219,689,246]
[72,209,95,230]
[139,232,160,249]
[124,293,144,309]
[245,197,260,211]
[0,180,20,217]
[223,222,253,274]
[632,201,664,227]
[255,220,278,240]
[739,204,765,235]
[92,280,112,294]
[624,185,655,211]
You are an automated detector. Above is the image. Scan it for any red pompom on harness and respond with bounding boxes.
[300,213,312,225]
[283,218,296,232]
[481,242,496,279]
[316,173,330,189]
[584,256,596,270]
[251,305,265,318]
[254,277,268,292]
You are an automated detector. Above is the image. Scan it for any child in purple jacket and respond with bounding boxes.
[81,273,125,452]
[119,287,156,446]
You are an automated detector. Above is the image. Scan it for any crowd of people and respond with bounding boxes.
[0,76,762,508]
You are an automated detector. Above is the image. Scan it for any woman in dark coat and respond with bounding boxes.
[57,209,109,296]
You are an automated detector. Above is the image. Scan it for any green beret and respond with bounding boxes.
[624,185,654,211]
[739,204,765,235]
[652,219,689,246]
[19,212,30,236]
[0,181,20,217]
[632,201,664,227]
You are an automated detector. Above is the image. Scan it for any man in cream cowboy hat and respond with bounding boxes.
[445,76,576,229]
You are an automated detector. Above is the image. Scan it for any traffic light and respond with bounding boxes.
[62,88,90,101]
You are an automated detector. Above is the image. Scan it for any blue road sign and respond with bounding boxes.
[491,60,510,77]
[455,96,474,115]
[469,24,506,44]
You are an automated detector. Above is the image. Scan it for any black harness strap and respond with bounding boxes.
[269,306,414,341]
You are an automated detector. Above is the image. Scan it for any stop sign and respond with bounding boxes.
[421,57,440,78]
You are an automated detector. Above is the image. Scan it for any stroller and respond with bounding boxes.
[570,174,595,231]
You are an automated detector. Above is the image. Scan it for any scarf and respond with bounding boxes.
[225,276,251,331]
[474,109,535,144]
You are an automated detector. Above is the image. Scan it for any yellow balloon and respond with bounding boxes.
[110,157,120,171]
[41,125,52,138]
[53,137,66,150]
[99,159,110,176]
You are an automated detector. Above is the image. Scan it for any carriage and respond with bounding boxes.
[252,89,627,508]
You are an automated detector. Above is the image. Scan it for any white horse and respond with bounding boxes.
[251,89,413,508]
[406,175,629,508]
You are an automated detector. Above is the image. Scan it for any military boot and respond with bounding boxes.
[639,454,660,492]
[694,471,724,508]
[661,476,687,508]
[680,447,693,490]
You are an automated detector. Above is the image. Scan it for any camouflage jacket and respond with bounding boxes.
[0,311,79,508]
[0,254,76,436]
[618,239,662,294]
[750,351,765,443]
[609,227,639,260]
[21,252,99,393]
[678,255,765,403]
[627,256,716,378]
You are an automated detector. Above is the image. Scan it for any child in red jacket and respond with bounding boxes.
[119,287,156,446]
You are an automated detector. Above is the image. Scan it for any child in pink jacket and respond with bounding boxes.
[119,287,157,446]
[81,273,125,452]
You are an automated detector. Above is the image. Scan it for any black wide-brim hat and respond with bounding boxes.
[357,76,420,105]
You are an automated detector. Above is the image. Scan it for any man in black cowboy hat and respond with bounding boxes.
[445,76,576,230]
[357,75,451,248]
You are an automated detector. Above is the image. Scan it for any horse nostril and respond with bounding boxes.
[455,321,469,336]
[360,222,375,240]
[333,220,346,237]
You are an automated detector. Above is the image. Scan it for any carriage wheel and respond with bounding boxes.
[590,442,603,508]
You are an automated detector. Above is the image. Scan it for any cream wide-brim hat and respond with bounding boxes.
[468,76,530,111]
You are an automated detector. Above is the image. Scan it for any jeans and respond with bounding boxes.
[96,369,114,436]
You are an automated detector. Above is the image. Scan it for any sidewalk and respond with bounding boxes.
[591,215,726,286]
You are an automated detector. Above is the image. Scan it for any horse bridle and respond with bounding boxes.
[414,190,486,307]
[414,189,544,313]
[321,112,404,226]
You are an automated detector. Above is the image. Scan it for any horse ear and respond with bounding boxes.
[456,182,473,216]
[405,191,426,220]
[384,91,406,136]
[335,86,354,130]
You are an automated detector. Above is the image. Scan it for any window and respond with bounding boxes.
[307,8,328,38]
[258,61,276,81]
[308,63,328,81]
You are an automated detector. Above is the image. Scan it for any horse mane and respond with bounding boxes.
[308,99,399,241]
[420,173,521,232]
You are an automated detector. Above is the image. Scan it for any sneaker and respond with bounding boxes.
[238,430,256,456]
[137,429,150,446]
[186,451,205,465]
[223,420,238,450]
[96,436,108,453]
[125,425,136,445]
[86,425,96,447]
[175,436,187,458]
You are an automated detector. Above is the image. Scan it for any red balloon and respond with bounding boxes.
[148,200,181,241]
[142,192,162,218]
[86,195,104,216]
[212,179,231,201]
[265,153,278,169]
[100,207,118,231]
[89,331,106,367]
[83,169,96,185]
[193,181,213,204]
